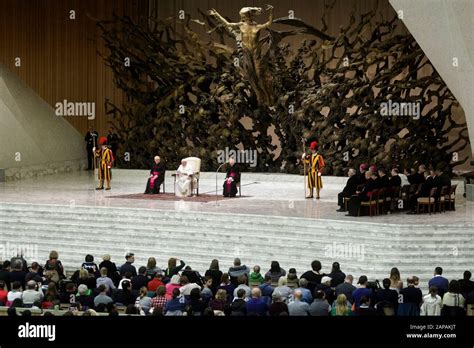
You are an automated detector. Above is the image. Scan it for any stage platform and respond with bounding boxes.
[0,169,472,292]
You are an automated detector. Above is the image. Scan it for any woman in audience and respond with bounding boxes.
[146,257,162,279]
[0,280,8,305]
[75,269,96,290]
[114,280,135,306]
[265,261,286,284]
[44,250,64,283]
[164,258,185,280]
[389,267,403,292]
[331,294,352,316]
[6,281,23,306]
[217,273,235,302]
[273,277,293,303]
[421,286,442,316]
[205,259,223,295]
[209,289,229,315]
[442,280,465,309]
[135,286,152,315]
[165,275,181,299]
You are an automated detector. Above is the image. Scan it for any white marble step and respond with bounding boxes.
[0,202,472,292]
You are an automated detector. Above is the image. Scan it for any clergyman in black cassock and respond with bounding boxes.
[223,158,240,197]
[337,168,358,212]
[347,171,380,216]
[145,156,166,194]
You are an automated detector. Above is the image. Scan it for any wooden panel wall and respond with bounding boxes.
[0,0,148,139]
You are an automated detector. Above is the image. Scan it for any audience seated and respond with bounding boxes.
[0,251,471,318]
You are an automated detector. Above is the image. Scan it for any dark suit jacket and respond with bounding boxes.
[342,175,359,196]
[389,175,402,187]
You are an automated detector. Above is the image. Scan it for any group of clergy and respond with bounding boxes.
[337,163,451,216]
[144,156,240,197]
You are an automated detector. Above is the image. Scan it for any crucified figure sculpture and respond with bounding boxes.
[209,5,275,107]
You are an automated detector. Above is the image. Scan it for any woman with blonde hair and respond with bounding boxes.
[389,267,403,291]
[273,276,292,303]
[44,250,64,282]
[209,289,229,314]
[331,294,352,316]
[146,257,163,278]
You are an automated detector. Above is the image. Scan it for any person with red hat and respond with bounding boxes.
[301,140,325,199]
[93,137,114,190]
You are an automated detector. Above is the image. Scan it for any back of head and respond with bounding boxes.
[464,270,472,281]
[234,258,241,267]
[237,275,247,285]
[237,288,246,299]
[311,260,322,272]
[382,278,391,290]
[434,267,443,276]
[299,278,308,288]
[314,290,325,299]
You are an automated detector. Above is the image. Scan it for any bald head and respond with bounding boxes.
[154,156,160,164]
[251,288,261,298]
[294,289,303,300]
[229,157,236,166]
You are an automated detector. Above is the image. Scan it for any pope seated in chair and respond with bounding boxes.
[175,159,193,197]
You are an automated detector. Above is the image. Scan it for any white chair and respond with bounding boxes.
[173,157,201,196]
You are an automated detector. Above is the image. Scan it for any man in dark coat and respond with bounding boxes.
[85,126,98,170]
[337,168,358,212]
[347,170,380,216]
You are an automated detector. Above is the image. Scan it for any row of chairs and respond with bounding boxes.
[344,184,457,217]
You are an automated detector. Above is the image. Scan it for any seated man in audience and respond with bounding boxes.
[407,170,435,213]
[145,156,166,194]
[336,168,358,212]
[246,288,268,316]
[377,167,390,189]
[335,275,356,304]
[352,276,373,308]
[346,170,379,216]
[375,278,398,313]
[397,276,422,315]
[357,164,369,186]
[175,159,194,197]
[309,290,331,316]
[288,290,310,316]
[405,164,426,184]
[389,168,402,188]
[21,280,43,307]
[459,271,474,297]
[428,267,449,298]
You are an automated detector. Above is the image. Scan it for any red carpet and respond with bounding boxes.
[108,192,234,203]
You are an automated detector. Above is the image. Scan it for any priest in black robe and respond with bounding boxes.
[145,156,165,194]
[223,158,240,197]
[336,168,358,212]
[346,170,380,216]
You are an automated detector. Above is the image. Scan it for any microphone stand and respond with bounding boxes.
[216,162,227,206]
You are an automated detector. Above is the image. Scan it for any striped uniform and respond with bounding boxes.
[94,147,113,188]
[304,153,325,190]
